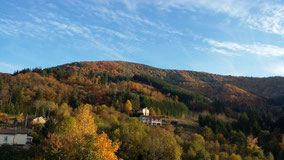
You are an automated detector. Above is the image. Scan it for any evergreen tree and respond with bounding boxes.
[0,77,3,91]
[69,87,81,109]
[34,88,43,100]
[11,85,24,107]
[276,114,284,132]
[100,72,108,85]
[236,112,250,134]
[229,131,247,148]
[212,100,225,113]
[41,118,56,138]
[88,70,96,79]
[69,95,80,109]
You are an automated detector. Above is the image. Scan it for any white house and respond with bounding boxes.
[138,107,149,116]
[0,129,32,146]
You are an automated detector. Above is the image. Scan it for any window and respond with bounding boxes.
[4,136,8,143]
[27,136,33,144]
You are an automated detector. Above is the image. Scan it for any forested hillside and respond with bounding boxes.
[0,61,284,159]
[58,61,284,109]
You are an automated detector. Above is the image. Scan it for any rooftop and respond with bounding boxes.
[140,115,162,119]
[0,129,28,135]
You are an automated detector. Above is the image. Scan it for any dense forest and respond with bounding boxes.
[0,61,284,159]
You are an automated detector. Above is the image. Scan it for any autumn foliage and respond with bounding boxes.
[43,105,120,160]
[1,61,284,159]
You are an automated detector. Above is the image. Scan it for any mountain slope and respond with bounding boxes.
[54,61,284,107]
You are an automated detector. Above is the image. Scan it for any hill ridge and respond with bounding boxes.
[57,60,283,79]
[9,61,284,108]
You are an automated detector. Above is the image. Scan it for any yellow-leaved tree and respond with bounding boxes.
[124,100,132,115]
[230,153,242,160]
[44,104,120,160]
[16,113,24,123]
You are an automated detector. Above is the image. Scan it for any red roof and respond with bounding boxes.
[0,129,28,135]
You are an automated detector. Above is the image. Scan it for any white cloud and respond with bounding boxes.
[206,39,244,51]
[248,4,284,36]
[206,39,284,57]
[210,48,240,56]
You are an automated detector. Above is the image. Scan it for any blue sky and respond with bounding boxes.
[1,0,284,77]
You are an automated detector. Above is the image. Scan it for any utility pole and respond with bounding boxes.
[25,114,28,128]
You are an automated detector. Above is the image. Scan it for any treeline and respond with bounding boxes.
[105,92,188,116]
[139,95,188,116]
[133,74,211,106]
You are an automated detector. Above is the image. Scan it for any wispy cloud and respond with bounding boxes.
[141,0,284,37]
[152,0,250,17]
[0,1,185,56]
[210,48,240,56]
[206,39,284,57]
[248,4,284,36]
[92,25,139,41]
[0,19,47,37]
[89,38,127,60]
[0,9,143,60]
[90,7,183,36]
[122,0,137,11]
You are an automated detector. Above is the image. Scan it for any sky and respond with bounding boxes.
[1,0,284,77]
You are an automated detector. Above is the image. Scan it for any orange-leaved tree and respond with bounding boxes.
[0,112,8,121]
[44,104,120,160]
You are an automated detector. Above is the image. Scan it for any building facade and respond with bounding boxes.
[139,115,162,126]
[0,129,32,146]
